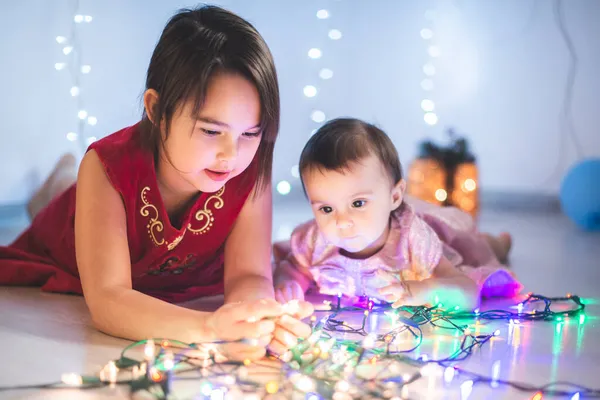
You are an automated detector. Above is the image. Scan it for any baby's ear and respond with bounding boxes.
[391,179,406,209]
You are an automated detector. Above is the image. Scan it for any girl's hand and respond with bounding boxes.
[268,299,314,357]
[206,299,283,360]
[378,280,432,309]
[274,281,305,303]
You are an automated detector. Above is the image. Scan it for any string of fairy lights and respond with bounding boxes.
[55,0,97,152]
[420,8,439,128]
[1,293,596,399]
[275,4,341,197]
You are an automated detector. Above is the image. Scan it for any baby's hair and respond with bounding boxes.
[299,118,403,190]
[140,5,280,193]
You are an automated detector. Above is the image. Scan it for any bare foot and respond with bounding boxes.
[497,232,512,261]
[482,232,512,264]
[27,154,77,219]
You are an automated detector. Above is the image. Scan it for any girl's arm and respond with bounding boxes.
[75,150,281,346]
[223,182,275,303]
[222,182,314,356]
[379,256,479,311]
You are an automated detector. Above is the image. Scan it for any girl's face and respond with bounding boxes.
[303,154,405,258]
[148,71,262,194]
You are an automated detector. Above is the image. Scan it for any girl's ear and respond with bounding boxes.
[391,179,406,210]
[143,89,160,125]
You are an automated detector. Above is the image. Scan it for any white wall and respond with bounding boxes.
[0,0,598,205]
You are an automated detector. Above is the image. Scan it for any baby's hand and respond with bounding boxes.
[268,299,314,358]
[275,281,305,303]
[378,280,432,309]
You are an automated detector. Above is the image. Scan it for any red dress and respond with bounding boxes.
[0,124,258,303]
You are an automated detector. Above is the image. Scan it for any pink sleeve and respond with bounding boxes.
[407,216,443,279]
[273,220,317,288]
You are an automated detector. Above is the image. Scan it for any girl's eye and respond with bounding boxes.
[243,131,262,138]
[319,206,333,214]
[201,129,220,136]
[352,200,366,208]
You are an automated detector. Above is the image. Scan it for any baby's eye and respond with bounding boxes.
[201,129,220,136]
[352,200,367,208]
[319,206,333,214]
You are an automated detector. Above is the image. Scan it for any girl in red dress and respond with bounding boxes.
[0,5,312,360]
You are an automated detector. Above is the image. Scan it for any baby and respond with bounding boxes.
[273,118,521,310]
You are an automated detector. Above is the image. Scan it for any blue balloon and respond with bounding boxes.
[560,158,600,231]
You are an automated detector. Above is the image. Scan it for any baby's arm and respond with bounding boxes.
[379,256,479,310]
[272,225,316,303]
[75,151,282,352]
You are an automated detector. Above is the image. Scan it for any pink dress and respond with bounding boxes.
[274,200,522,300]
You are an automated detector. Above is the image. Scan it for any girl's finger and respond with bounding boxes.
[235,319,276,338]
[232,299,283,322]
[277,314,312,339]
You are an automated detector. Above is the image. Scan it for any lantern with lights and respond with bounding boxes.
[407,128,479,216]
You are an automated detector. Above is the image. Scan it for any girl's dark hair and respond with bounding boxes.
[140,5,280,194]
[299,118,403,187]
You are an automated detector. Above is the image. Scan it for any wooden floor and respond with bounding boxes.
[1,201,599,399]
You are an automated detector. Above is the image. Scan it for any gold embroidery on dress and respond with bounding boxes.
[167,231,186,251]
[140,186,165,247]
[140,185,226,248]
[188,186,225,235]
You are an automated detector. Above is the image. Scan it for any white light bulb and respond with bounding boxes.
[276,180,291,195]
[86,136,97,145]
[144,340,155,360]
[428,46,441,58]
[424,112,438,126]
[54,63,66,71]
[420,29,433,40]
[316,9,329,19]
[311,110,326,123]
[291,165,300,178]
[461,380,473,400]
[61,373,82,386]
[81,65,91,74]
[74,15,84,23]
[335,380,350,392]
[444,367,455,383]
[78,110,88,119]
[434,188,447,201]
[56,36,67,44]
[464,178,476,191]
[163,351,174,370]
[328,29,342,40]
[70,86,79,97]
[87,116,97,126]
[421,79,434,91]
[421,99,435,112]
[319,68,333,80]
[303,85,317,97]
[84,15,93,23]
[295,376,315,391]
[63,46,73,55]
[423,63,436,76]
[363,333,377,349]
[66,132,78,142]
[308,48,322,59]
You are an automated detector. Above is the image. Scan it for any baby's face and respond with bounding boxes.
[303,154,404,258]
